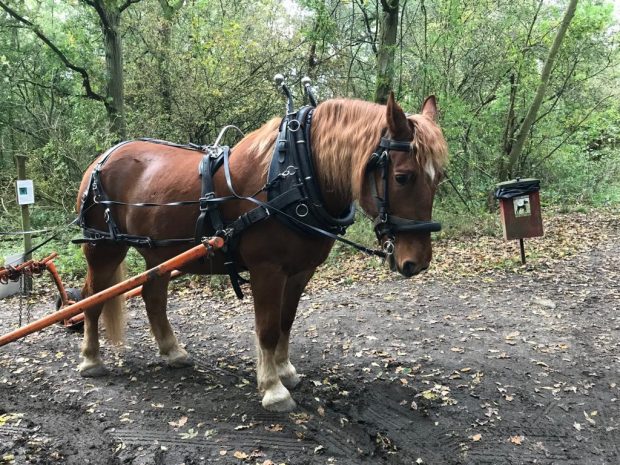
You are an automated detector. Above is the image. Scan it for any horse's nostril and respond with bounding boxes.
[402,261,417,278]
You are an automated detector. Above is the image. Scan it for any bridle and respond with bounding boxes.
[365,136,442,255]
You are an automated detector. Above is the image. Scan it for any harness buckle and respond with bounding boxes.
[199,193,214,212]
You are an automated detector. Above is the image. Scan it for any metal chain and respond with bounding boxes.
[18,275,23,327]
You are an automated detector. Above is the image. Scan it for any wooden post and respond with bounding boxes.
[15,155,32,291]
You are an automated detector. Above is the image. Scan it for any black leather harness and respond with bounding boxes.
[74,104,442,298]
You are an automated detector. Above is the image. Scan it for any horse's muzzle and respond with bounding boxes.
[388,254,428,277]
[400,260,429,278]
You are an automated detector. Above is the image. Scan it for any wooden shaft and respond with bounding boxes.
[65,270,186,326]
[0,238,223,347]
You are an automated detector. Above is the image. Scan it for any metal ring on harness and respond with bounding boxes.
[383,238,395,256]
[287,119,301,132]
[295,203,309,218]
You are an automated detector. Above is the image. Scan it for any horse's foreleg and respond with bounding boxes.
[79,244,128,377]
[141,273,192,367]
[276,269,315,389]
[250,266,295,412]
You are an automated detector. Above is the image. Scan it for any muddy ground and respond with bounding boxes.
[0,214,618,465]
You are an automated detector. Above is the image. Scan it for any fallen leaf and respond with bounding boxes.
[584,411,596,426]
[168,415,188,428]
[233,451,248,459]
[531,297,556,309]
[265,424,283,432]
[509,435,524,445]
[179,428,198,439]
[234,423,256,431]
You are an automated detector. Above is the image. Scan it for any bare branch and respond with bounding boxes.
[119,0,142,13]
[532,93,618,169]
[0,0,106,102]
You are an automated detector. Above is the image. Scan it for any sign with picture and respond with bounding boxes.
[16,179,35,205]
[513,195,531,217]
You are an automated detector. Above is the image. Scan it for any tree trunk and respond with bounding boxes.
[101,6,126,139]
[374,0,399,104]
[502,0,578,179]
[157,1,184,121]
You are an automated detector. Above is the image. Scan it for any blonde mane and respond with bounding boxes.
[242,98,449,201]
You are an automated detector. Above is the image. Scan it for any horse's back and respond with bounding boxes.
[77,141,204,241]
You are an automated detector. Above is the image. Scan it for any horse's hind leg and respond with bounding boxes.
[141,272,192,367]
[276,269,314,389]
[250,265,296,412]
[80,243,128,377]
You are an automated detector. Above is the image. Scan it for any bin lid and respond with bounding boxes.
[494,178,540,199]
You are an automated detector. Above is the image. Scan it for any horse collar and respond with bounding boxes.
[266,106,356,236]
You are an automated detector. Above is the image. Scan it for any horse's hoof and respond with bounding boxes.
[262,383,296,412]
[278,363,301,389]
[79,360,107,378]
[281,372,301,390]
[165,348,194,368]
[167,356,194,368]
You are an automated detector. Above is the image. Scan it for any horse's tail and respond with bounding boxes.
[101,262,127,345]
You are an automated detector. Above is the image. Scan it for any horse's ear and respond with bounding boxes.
[386,91,410,136]
[421,95,438,120]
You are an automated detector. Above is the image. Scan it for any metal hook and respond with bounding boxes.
[274,73,294,114]
[213,125,245,147]
[301,76,318,107]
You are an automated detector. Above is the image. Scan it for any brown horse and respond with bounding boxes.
[75,93,448,412]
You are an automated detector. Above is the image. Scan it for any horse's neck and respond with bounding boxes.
[310,100,385,215]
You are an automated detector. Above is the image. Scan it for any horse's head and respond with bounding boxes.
[360,92,448,278]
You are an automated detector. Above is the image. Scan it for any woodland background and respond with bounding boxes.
[0,0,618,273]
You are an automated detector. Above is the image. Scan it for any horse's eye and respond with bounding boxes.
[395,173,411,185]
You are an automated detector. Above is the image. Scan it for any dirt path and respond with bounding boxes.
[0,216,618,464]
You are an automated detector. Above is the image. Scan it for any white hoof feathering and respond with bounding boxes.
[164,347,193,368]
[79,358,107,377]
[278,361,301,389]
[262,382,296,412]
